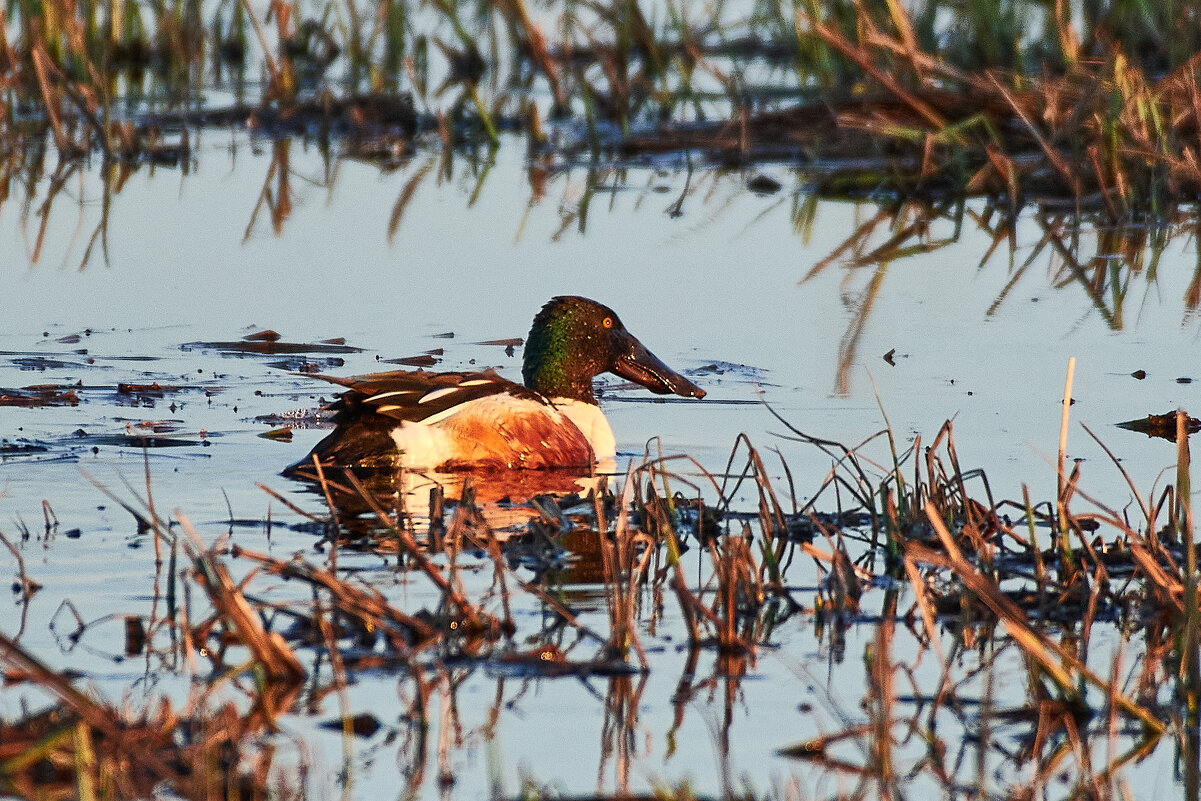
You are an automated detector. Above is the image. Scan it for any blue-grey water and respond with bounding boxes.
[2,132,1197,799]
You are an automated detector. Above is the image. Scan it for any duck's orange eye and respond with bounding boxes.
[602,317,613,328]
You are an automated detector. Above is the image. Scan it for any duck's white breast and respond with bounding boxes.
[550,398,616,462]
[387,394,607,469]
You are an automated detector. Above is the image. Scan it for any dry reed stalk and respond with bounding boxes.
[796,9,946,131]
[988,72,1079,194]
[29,39,76,155]
[664,527,702,646]
[867,588,899,797]
[477,524,516,637]
[701,537,761,653]
[0,528,40,599]
[78,468,157,534]
[441,479,475,553]
[504,0,565,111]
[1087,144,1122,220]
[752,407,881,523]
[920,501,1164,734]
[1081,423,1154,527]
[231,545,438,649]
[1128,537,1185,613]
[506,570,609,646]
[178,552,200,677]
[342,470,498,636]
[741,443,789,570]
[388,160,434,243]
[40,499,57,530]
[309,455,341,569]
[1078,563,1103,658]
[601,466,649,667]
[674,443,784,600]
[783,1,1201,210]
[1057,357,1075,540]
[137,450,165,569]
[0,633,181,785]
[1039,462,1188,618]
[237,0,284,96]
[1178,407,1201,788]
[777,721,879,765]
[901,553,944,663]
[708,531,752,653]
[177,511,304,686]
[314,598,355,752]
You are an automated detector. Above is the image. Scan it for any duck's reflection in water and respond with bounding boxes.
[283,459,614,548]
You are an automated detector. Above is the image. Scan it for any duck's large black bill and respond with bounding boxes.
[611,331,706,399]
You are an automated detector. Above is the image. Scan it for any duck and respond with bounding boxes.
[287,296,705,473]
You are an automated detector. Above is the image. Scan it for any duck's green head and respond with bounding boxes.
[522,296,706,404]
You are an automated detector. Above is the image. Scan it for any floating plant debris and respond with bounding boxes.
[382,354,440,367]
[73,434,209,448]
[747,174,782,194]
[0,380,227,410]
[116,382,179,398]
[319,713,383,738]
[1116,411,1201,440]
[10,357,86,371]
[0,386,80,407]
[0,439,49,455]
[687,361,769,381]
[180,337,363,356]
[264,357,347,372]
[111,419,185,434]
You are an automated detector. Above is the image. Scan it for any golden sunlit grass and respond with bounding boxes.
[7,0,1201,219]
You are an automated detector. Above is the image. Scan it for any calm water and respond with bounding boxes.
[3,133,1200,798]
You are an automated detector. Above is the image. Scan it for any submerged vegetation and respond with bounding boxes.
[4,387,1201,798]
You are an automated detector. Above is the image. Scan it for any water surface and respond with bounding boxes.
[3,134,1199,799]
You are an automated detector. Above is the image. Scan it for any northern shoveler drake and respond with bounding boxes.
[288,296,705,472]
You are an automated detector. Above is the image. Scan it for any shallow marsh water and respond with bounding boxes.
[4,134,1201,798]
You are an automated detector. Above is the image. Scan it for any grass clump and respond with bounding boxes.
[8,0,1201,219]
